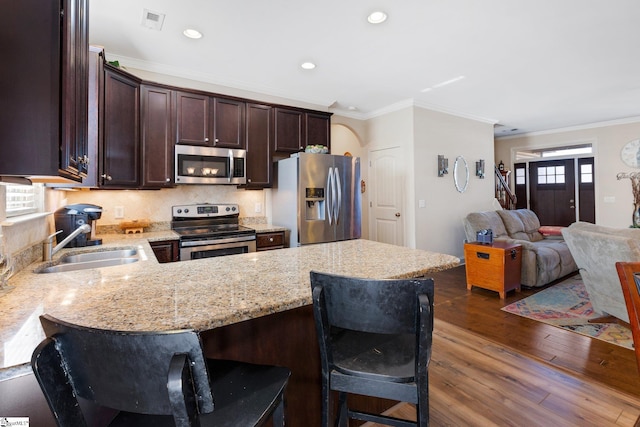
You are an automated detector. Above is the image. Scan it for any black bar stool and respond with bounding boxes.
[31,314,290,427]
[310,271,434,427]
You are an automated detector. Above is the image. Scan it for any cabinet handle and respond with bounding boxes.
[247,178,252,183]
[166,178,171,182]
[101,174,112,181]
[269,237,274,242]
[205,137,209,142]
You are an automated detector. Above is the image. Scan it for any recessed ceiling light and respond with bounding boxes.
[301,62,316,70]
[183,28,203,39]
[367,11,388,24]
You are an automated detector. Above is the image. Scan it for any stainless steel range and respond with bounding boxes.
[171,203,256,261]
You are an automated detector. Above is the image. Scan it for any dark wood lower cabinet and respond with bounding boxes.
[201,305,392,426]
[256,231,285,251]
[149,240,179,263]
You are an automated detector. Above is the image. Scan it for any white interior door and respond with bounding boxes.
[369,147,404,246]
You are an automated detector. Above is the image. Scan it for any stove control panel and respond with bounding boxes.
[172,203,239,218]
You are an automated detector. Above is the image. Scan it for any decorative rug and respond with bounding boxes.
[501,274,633,350]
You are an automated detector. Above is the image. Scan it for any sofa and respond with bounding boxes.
[463,209,577,288]
[562,222,640,323]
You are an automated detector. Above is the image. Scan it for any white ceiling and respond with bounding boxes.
[89,0,640,137]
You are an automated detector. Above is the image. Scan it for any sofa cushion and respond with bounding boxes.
[497,209,544,242]
[463,211,508,241]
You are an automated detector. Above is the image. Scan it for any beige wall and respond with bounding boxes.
[337,106,495,258]
[495,119,640,227]
[366,107,417,246]
[413,107,496,258]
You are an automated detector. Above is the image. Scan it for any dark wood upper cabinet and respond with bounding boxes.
[244,103,273,188]
[1,0,89,181]
[274,107,305,153]
[141,84,173,188]
[175,91,210,145]
[306,112,331,149]
[213,97,246,149]
[100,66,140,188]
[175,91,245,149]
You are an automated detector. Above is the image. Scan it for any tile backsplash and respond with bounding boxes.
[0,185,267,272]
[63,186,266,224]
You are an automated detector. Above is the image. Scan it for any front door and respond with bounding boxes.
[369,147,404,246]
[529,159,575,226]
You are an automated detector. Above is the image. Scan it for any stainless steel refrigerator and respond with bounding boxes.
[272,153,361,247]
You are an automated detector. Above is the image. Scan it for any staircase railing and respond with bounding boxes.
[495,165,517,210]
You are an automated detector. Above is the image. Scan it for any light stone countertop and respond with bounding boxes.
[0,234,459,375]
[249,224,288,233]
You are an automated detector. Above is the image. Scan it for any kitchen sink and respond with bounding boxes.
[60,249,138,263]
[36,248,140,274]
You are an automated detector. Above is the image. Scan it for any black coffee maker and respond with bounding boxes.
[53,204,103,247]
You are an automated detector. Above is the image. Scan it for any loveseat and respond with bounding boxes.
[463,209,577,288]
[562,222,640,323]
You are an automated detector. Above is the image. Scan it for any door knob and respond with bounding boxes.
[395,212,401,217]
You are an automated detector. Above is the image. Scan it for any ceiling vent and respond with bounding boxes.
[141,9,165,31]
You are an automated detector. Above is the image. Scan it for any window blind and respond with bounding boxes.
[5,184,39,217]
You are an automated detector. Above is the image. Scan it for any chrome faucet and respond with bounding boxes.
[43,224,92,261]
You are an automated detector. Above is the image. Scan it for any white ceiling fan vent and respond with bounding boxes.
[141,9,165,31]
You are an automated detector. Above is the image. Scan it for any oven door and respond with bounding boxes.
[175,145,246,185]
[180,238,256,261]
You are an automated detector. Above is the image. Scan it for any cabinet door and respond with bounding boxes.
[175,91,210,145]
[212,97,245,148]
[256,231,285,251]
[274,107,305,153]
[306,112,331,151]
[245,103,272,188]
[60,0,89,179]
[0,0,88,180]
[101,68,140,187]
[141,84,173,188]
[150,240,179,263]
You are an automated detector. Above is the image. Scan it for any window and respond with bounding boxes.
[515,167,526,185]
[537,166,565,185]
[515,144,592,161]
[4,183,44,218]
[580,163,593,184]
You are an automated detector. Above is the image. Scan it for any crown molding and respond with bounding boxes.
[496,116,640,140]
[105,53,334,110]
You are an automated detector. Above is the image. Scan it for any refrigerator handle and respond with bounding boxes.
[326,167,333,225]
[334,167,342,223]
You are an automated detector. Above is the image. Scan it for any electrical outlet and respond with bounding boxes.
[255,202,262,213]
[418,199,426,208]
[114,206,124,219]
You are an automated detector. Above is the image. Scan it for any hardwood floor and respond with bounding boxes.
[367,265,640,426]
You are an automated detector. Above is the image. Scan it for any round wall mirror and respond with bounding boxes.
[453,156,469,193]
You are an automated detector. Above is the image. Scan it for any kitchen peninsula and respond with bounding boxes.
[1,234,459,425]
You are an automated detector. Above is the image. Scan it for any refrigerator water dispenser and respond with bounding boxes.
[305,188,325,220]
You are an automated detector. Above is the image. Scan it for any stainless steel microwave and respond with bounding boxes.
[175,145,246,185]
